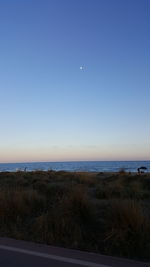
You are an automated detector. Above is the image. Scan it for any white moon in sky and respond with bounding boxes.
[80,66,84,70]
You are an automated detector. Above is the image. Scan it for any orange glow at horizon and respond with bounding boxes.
[0,144,150,163]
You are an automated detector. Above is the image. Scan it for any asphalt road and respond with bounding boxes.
[0,238,149,267]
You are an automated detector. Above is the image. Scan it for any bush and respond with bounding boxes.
[104,199,150,259]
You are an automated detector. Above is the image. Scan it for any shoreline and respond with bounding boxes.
[0,170,149,176]
[0,161,149,173]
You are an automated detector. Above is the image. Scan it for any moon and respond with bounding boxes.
[80,66,84,70]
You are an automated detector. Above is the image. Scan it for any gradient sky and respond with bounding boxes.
[0,0,150,163]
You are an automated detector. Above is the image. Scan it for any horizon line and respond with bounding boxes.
[0,159,150,165]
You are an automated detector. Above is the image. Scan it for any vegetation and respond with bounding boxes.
[0,170,150,261]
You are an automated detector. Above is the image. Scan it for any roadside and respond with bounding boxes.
[0,238,149,267]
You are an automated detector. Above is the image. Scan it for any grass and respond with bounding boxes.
[104,199,150,259]
[0,170,150,261]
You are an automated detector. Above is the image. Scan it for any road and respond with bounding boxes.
[0,238,149,267]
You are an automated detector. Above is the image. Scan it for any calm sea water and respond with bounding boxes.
[0,161,150,172]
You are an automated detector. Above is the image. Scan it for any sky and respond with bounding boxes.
[0,0,150,163]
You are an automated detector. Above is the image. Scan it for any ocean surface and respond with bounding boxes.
[0,161,150,173]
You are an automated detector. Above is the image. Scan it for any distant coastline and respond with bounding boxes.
[0,160,150,173]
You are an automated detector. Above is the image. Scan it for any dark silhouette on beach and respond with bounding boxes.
[137,166,147,174]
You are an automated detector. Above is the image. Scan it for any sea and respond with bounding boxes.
[0,161,150,173]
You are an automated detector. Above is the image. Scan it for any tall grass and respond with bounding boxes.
[32,186,98,250]
[104,199,150,259]
[0,171,150,260]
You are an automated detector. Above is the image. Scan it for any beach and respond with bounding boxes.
[0,161,150,173]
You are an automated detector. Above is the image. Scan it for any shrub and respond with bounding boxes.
[32,186,98,250]
[104,199,150,259]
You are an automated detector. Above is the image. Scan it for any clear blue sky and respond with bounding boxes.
[0,0,150,163]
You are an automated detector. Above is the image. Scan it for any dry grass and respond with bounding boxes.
[104,200,150,259]
[31,186,98,250]
[0,171,150,260]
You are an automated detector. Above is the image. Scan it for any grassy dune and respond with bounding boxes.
[0,170,150,261]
